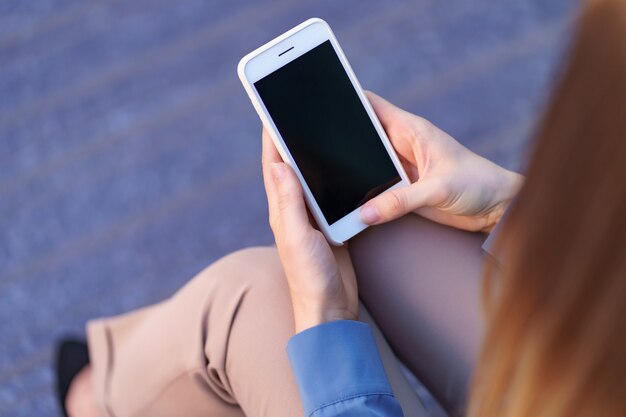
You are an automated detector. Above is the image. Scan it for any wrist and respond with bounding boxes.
[485,170,524,232]
[292,301,357,333]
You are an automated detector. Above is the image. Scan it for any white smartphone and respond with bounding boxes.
[238,18,410,245]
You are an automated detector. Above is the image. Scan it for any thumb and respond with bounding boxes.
[270,162,310,235]
[360,179,442,225]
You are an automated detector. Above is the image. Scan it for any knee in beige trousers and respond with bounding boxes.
[88,246,428,417]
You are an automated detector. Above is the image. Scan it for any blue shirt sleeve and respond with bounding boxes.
[287,320,404,417]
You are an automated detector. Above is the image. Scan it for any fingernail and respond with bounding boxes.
[271,162,285,182]
[360,205,380,224]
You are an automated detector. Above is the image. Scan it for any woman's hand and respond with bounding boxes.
[261,129,358,334]
[361,91,523,233]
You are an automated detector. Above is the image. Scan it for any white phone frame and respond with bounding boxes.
[238,18,410,245]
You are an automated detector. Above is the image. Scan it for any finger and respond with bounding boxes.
[360,179,443,225]
[262,128,282,225]
[415,206,487,232]
[365,91,418,164]
[305,205,319,231]
[365,90,410,130]
[270,162,310,241]
[262,128,282,164]
[398,152,419,181]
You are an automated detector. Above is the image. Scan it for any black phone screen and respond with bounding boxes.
[254,40,400,225]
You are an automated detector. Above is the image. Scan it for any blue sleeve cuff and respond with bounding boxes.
[287,320,395,417]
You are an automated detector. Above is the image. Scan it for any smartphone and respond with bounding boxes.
[238,18,409,245]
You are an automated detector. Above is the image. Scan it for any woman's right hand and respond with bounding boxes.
[360,91,524,233]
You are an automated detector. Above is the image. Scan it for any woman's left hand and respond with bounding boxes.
[261,128,359,334]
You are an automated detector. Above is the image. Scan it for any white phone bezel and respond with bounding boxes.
[238,18,410,245]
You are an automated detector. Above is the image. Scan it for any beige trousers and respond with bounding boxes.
[87,215,485,417]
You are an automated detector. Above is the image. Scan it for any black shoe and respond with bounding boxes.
[55,338,90,417]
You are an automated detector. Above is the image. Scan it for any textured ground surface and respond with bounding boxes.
[1,0,579,415]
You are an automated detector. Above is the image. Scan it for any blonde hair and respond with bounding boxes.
[469,0,626,416]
